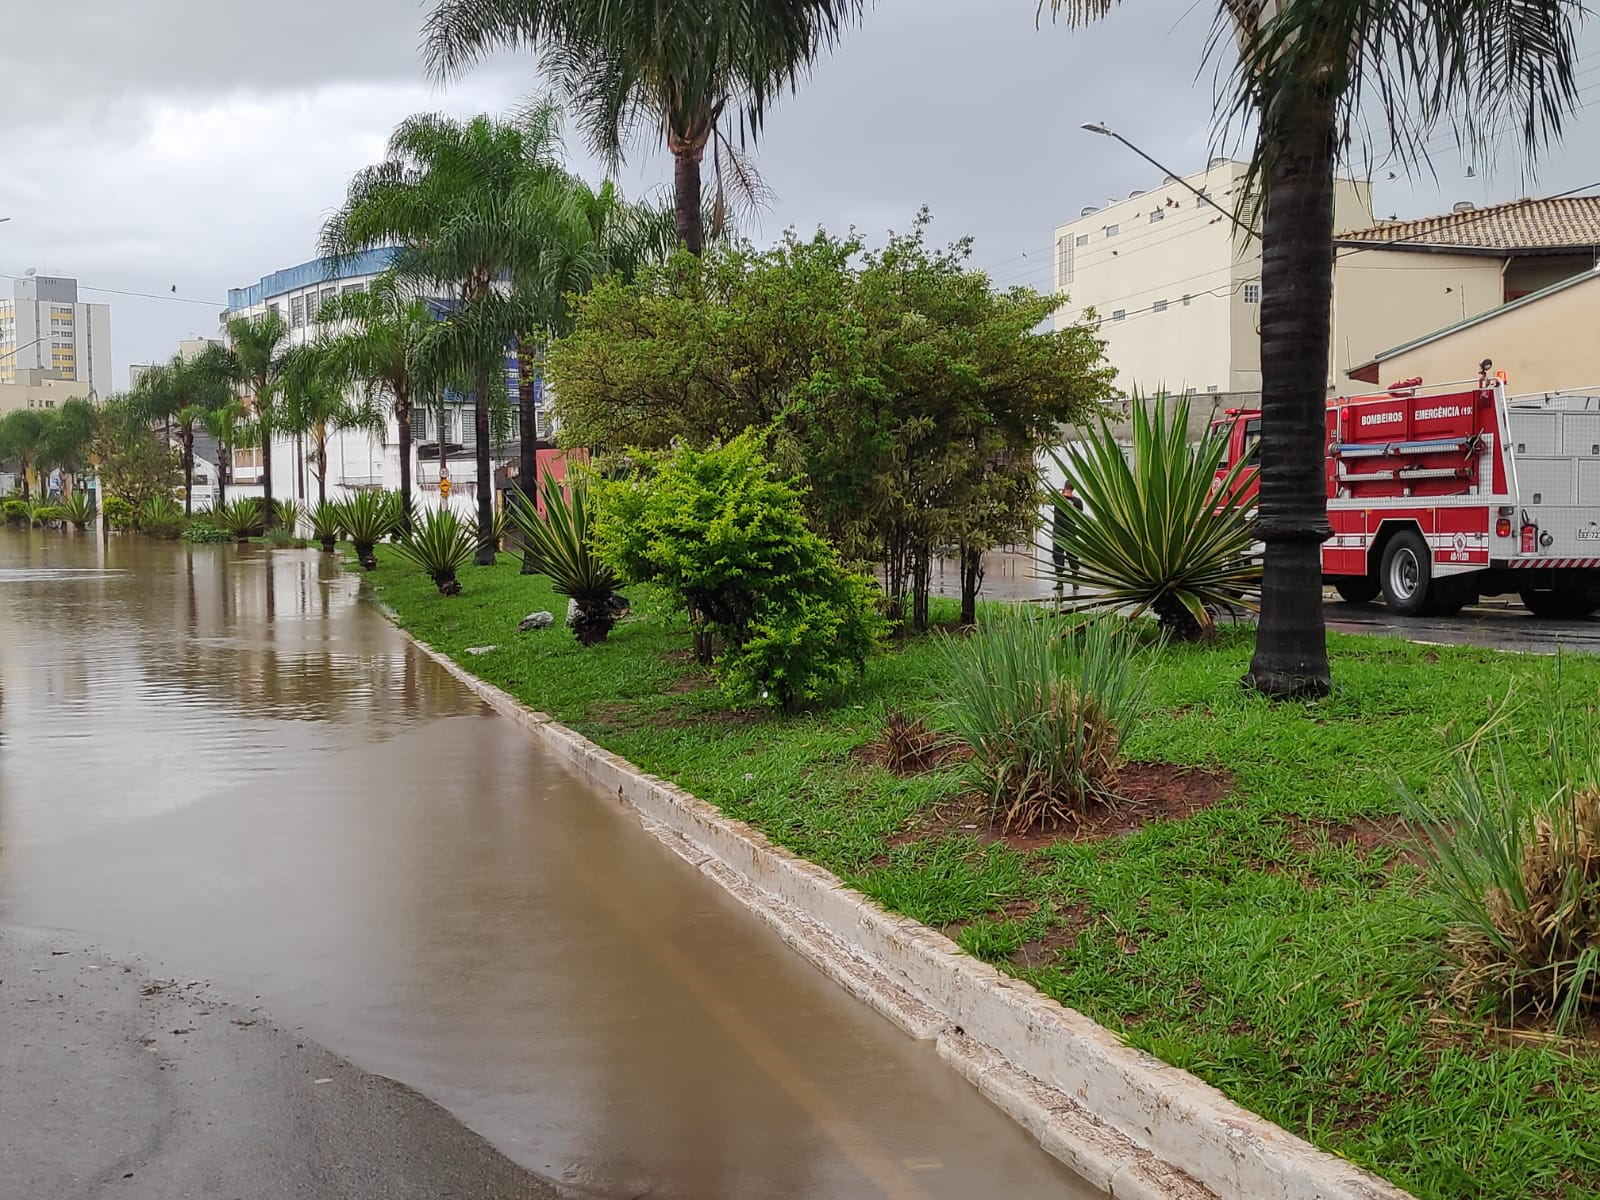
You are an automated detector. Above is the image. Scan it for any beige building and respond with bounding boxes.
[1347,266,1600,394]
[1052,159,1375,404]
[0,375,92,417]
[0,275,112,396]
[1336,195,1600,388]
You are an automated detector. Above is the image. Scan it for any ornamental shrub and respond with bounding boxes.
[103,496,135,530]
[3,497,26,525]
[593,434,884,711]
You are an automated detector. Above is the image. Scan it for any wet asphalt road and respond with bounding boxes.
[0,928,565,1200]
[1323,596,1600,656]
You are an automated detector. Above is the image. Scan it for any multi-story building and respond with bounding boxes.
[220,250,549,515]
[0,275,113,396]
[129,336,226,390]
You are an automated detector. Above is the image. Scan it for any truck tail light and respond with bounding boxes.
[1521,523,1538,554]
[1496,518,1512,538]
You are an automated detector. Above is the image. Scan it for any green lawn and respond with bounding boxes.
[364,551,1600,1200]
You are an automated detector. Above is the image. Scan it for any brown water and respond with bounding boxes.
[0,531,1094,1200]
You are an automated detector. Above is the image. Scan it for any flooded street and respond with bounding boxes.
[0,532,1091,1200]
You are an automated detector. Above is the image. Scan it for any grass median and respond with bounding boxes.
[365,549,1600,1200]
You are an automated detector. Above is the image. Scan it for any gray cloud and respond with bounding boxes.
[4,0,1597,385]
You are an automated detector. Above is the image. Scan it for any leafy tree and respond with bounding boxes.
[0,410,44,499]
[422,0,864,255]
[550,217,1114,628]
[224,310,292,527]
[35,398,100,497]
[1043,0,1583,697]
[93,397,181,511]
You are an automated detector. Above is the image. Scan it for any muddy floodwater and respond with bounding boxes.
[0,532,1096,1200]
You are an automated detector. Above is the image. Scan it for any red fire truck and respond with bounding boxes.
[1214,365,1600,618]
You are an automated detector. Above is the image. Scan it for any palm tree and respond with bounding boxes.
[35,398,99,496]
[1044,0,1582,698]
[224,310,292,528]
[280,344,387,508]
[131,346,233,514]
[422,0,865,255]
[322,104,569,565]
[198,401,248,508]
[317,275,439,532]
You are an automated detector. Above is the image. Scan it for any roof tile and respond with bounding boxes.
[1336,195,1600,251]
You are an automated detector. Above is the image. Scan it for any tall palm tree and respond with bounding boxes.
[280,344,387,507]
[317,275,440,532]
[322,104,569,564]
[224,310,292,528]
[422,0,865,255]
[1044,0,1582,698]
[198,401,248,508]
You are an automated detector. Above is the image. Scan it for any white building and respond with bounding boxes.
[1052,158,1376,407]
[130,336,225,390]
[0,275,113,397]
[220,250,550,520]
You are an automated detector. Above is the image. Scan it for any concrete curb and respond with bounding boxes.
[400,627,1412,1200]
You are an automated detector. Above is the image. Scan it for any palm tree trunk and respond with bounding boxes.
[517,342,540,575]
[472,367,495,566]
[261,419,276,530]
[668,121,709,255]
[394,387,413,534]
[317,434,327,507]
[217,446,228,508]
[182,431,194,516]
[1244,93,1336,699]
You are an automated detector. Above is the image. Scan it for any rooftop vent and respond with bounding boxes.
[1452,201,1476,213]
[1128,189,1146,200]
[1080,206,1099,217]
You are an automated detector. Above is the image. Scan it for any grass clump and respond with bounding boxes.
[1408,696,1600,1030]
[943,609,1146,832]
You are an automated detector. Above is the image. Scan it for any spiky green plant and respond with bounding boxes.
[1404,694,1600,1031]
[507,475,623,646]
[394,506,478,595]
[214,497,265,542]
[336,490,395,570]
[1048,395,1260,642]
[137,494,186,540]
[310,501,343,553]
[382,489,415,543]
[273,498,303,535]
[26,498,59,528]
[54,491,96,531]
[942,609,1148,833]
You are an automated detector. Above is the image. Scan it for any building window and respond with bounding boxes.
[290,296,305,328]
[1152,299,1168,314]
[1149,209,1164,223]
[1056,236,1073,287]
[267,303,281,322]
[1112,309,1126,322]
[1105,224,1120,237]
[1207,385,1220,393]
[1182,294,1192,306]
[1196,191,1211,208]
[1074,234,1088,247]
[342,282,364,296]
[321,288,337,312]
[1243,281,1261,304]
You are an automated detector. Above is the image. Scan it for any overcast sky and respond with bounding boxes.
[5,0,1598,388]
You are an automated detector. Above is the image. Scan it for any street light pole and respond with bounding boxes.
[1080,123,1259,242]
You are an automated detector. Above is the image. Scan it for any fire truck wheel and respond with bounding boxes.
[1379,530,1433,617]
[1518,587,1600,620]
[1333,577,1381,605]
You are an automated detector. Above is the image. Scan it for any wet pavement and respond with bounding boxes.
[943,548,1600,654]
[0,532,1093,1200]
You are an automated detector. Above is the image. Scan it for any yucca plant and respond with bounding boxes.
[337,490,395,570]
[942,609,1148,833]
[214,497,265,542]
[490,505,510,553]
[394,507,478,595]
[507,476,623,646]
[137,494,186,540]
[382,489,415,543]
[310,500,343,553]
[1404,695,1600,1031]
[273,498,304,535]
[1048,395,1260,642]
[55,491,96,531]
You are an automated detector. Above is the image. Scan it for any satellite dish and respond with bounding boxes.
[24,267,36,276]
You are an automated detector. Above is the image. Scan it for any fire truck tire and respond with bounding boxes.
[1333,577,1381,604]
[1518,588,1600,620]
[1379,531,1433,617]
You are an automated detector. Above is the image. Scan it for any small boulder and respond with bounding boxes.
[465,645,498,656]
[517,611,555,632]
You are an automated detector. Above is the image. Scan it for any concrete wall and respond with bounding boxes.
[0,378,91,416]
[1352,269,1600,394]
[74,302,112,398]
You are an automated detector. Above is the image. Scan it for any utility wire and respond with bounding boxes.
[0,272,224,308]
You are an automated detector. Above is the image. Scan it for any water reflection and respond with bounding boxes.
[0,532,1093,1200]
